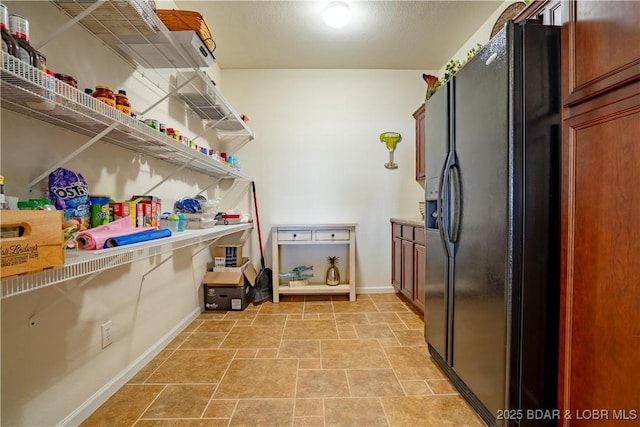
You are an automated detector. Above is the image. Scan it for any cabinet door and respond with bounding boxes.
[413,243,425,313]
[392,236,402,292]
[401,239,414,301]
[562,1,640,106]
[518,0,562,25]
[560,81,640,423]
[413,104,426,181]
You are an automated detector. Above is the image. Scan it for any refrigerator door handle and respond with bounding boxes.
[449,162,461,244]
[438,163,450,257]
[440,151,457,255]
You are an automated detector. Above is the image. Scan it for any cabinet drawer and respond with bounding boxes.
[392,223,402,238]
[414,227,425,245]
[402,225,414,240]
[315,229,350,241]
[278,229,312,241]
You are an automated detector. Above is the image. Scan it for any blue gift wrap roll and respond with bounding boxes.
[104,228,171,248]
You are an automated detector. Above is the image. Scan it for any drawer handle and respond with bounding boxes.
[293,233,297,238]
[331,233,335,238]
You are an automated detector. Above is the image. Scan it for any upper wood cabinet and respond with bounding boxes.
[516,0,562,25]
[562,0,640,106]
[413,104,426,181]
[558,1,640,424]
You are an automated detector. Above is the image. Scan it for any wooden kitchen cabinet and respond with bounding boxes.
[391,219,425,313]
[558,1,640,424]
[516,0,562,25]
[413,227,425,313]
[413,104,425,181]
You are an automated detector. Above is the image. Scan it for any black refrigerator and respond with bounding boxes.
[424,20,560,427]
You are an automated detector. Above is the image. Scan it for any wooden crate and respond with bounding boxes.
[0,210,64,279]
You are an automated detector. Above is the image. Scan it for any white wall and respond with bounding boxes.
[220,69,427,292]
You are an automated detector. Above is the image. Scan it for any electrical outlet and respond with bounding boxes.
[101,320,113,348]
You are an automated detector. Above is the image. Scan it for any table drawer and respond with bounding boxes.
[414,227,425,245]
[277,229,312,241]
[315,229,350,241]
[392,223,402,238]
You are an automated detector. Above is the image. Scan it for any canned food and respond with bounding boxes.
[55,73,77,88]
[144,118,159,130]
[93,85,116,108]
[115,89,131,116]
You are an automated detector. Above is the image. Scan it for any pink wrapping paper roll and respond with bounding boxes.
[75,216,154,250]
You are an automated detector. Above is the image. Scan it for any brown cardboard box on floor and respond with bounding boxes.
[202,262,257,311]
[214,244,243,267]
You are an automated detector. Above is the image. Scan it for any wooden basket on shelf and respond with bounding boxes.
[156,9,216,53]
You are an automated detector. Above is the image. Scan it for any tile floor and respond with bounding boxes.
[81,293,486,426]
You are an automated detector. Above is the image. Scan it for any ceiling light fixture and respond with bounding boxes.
[323,1,352,28]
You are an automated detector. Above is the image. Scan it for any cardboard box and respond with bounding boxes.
[0,210,64,278]
[202,263,257,311]
[213,257,250,272]
[214,244,243,267]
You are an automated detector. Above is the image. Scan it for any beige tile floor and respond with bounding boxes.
[81,293,486,427]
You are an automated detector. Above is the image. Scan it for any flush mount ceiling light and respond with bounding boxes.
[323,1,352,28]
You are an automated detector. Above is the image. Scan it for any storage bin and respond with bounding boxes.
[156,9,216,54]
[0,210,64,278]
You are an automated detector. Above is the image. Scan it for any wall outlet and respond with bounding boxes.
[101,320,113,348]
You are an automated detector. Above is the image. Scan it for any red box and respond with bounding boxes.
[109,202,130,223]
[131,195,162,229]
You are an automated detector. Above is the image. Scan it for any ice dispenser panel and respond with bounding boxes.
[425,177,439,230]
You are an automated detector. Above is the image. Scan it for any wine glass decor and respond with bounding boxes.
[326,256,340,286]
[379,132,402,169]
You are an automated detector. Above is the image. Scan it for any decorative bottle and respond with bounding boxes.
[326,256,340,286]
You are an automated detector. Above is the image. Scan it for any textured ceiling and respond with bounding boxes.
[169,0,506,70]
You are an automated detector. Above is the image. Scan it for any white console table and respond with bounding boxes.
[271,224,356,302]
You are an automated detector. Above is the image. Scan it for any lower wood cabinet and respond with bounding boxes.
[391,219,425,313]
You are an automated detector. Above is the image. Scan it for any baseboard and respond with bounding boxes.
[57,307,201,427]
[357,285,397,294]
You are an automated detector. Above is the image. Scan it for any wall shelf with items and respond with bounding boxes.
[0,53,251,183]
[175,69,254,149]
[51,0,208,69]
[0,1,255,298]
[0,223,252,300]
[50,0,253,143]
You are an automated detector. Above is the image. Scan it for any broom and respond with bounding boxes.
[251,181,272,304]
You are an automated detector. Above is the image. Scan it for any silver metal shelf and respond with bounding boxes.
[0,53,251,181]
[176,70,253,133]
[51,0,253,141]
[0,223,253,299]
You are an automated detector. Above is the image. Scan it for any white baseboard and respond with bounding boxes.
[57,307,201,427]
[356,285,397,294]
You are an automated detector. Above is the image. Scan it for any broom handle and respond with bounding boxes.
[251,181,266,269]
